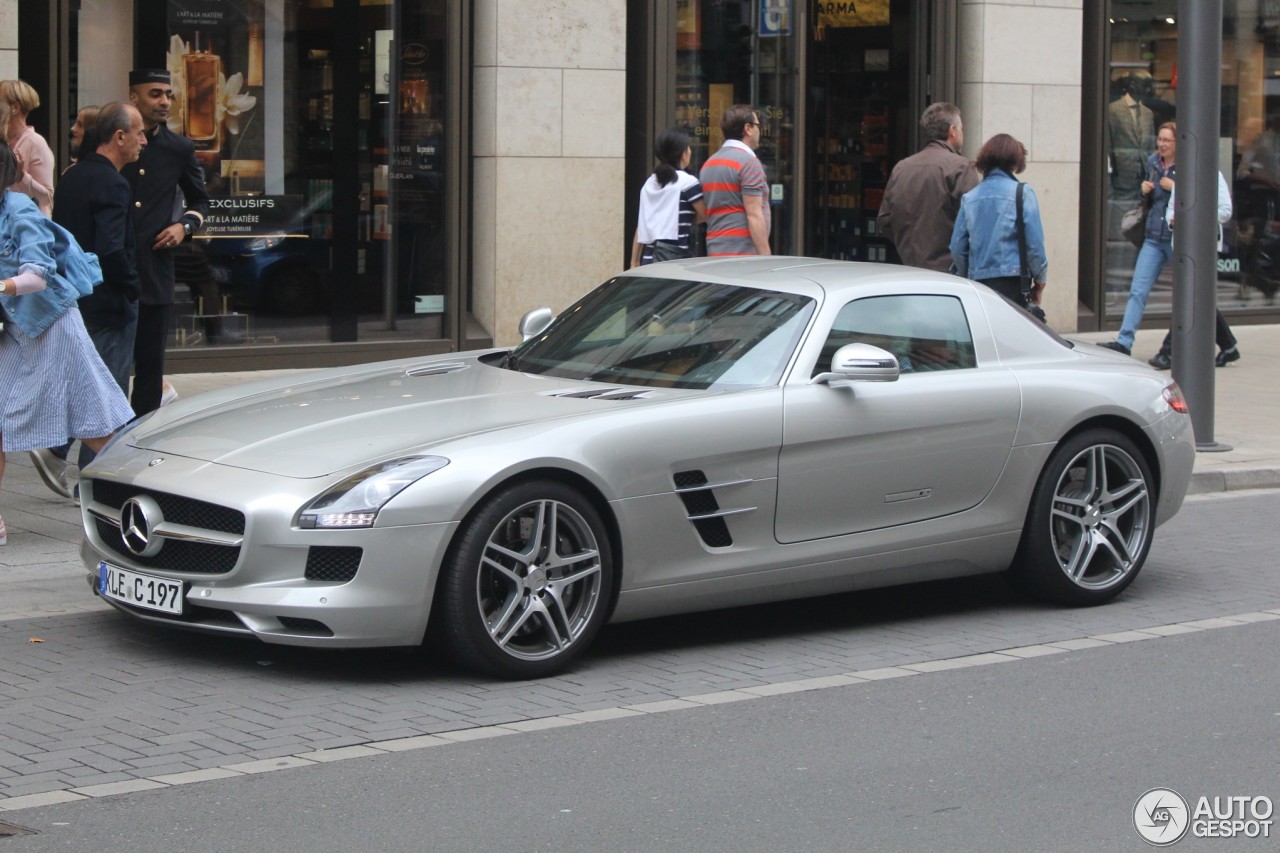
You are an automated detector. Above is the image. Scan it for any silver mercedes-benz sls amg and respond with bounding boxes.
[82,258,1196,678]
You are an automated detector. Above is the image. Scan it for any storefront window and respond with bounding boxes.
[69,0,451,350]
[674,0,797,254]
[1106,1,1280,323]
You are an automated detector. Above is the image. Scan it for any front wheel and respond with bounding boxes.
[436,481,614,678]
[1009,429,1155,606]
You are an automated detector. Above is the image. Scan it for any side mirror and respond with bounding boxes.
[811,342,901,384]
[518,307,555,341]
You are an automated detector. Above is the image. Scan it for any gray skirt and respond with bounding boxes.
[0,307,135,452]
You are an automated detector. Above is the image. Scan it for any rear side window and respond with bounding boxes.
[815,294,976,376]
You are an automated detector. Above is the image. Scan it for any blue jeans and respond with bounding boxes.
[1118,236,1174,349]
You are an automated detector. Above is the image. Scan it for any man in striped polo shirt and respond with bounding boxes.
[700,105,771,256]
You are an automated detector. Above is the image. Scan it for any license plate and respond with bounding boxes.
[98,562,184,615]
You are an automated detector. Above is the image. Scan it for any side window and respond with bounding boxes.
[814,295,976,376]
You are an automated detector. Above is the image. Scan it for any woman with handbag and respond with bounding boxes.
[1100,122,1178,356]
[1145,174,1241,369]
[0,141,134,544]
[629,127,706,268]
[949,133,1048,316]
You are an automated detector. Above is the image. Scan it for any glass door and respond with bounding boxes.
[805,0,914,262]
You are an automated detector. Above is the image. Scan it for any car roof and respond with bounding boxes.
[619,256,974,299]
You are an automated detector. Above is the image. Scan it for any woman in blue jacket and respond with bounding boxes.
[949,133,1047,314]
[0,141,134,544]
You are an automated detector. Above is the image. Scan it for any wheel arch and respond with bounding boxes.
[1052,414,1162,504]
[431,466,626,620]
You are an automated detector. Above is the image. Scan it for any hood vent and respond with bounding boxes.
[405,362,469,377]
[546,387,654,401]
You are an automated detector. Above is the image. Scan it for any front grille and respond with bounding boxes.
[88,478,244,575]
[91,480,245,534]
[304,546,362,582]
[94,517,241,574]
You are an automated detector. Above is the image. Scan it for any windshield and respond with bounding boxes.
[508,277,816,390]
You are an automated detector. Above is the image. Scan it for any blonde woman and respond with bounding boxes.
[1,79,55,216]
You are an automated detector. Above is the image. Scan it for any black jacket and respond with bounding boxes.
[52,152,140,327]
[121,123,211,305]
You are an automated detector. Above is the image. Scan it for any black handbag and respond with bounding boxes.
[1016,182,1047,323]
[1120,169,1156,248]
[1120,201,1148,248]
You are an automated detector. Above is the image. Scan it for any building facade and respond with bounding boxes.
[6,0,1277,371]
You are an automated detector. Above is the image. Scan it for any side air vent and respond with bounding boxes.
[405,362,469,377]
[546,388,654,401]
[672,470,757,549]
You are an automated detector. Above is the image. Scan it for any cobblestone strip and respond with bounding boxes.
[2,608,1276,813]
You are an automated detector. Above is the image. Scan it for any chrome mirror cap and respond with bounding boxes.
[518,307,555,341]
[812,343,900,384]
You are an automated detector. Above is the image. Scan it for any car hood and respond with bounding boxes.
[126,356,680,478]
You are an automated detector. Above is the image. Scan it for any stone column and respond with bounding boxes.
[472,0,627,346]
[0,0,18,79]
[958,0,1083,331]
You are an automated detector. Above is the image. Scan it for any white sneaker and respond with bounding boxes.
[0,515,7,546]
[161,380,179,407]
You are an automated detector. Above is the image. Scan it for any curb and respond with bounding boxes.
[1187,466,1280,495]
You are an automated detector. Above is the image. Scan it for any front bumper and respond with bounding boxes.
[80,454,460,648]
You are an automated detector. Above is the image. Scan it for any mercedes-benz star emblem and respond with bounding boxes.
[120,496,165,557]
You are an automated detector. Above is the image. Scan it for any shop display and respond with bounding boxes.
[808,28,900,263]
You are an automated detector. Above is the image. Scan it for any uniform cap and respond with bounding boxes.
[129,69,171,86]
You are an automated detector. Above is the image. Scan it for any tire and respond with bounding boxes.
[1009,428,1155,606]
[436,481,614,679]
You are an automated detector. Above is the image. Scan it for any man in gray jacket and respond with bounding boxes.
[877,103,979,272]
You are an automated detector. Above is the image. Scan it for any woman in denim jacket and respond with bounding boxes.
[949,133,1047,313]
[0,141,134,544]
[1100,122,1178,356]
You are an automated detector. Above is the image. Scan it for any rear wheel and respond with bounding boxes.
[436,481,613,678]
[1010,429,1154,605]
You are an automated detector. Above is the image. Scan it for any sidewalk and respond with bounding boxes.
[1,329,1277,623]
[1068,322,1280,493]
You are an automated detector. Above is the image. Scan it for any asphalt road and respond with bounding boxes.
[2,609,1276,852]
[0,490,1277,851]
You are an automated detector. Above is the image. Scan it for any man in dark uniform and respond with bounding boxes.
[30,102,148,498]
[125,68,210,416]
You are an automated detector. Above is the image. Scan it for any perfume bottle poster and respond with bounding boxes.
[167,0,265,198]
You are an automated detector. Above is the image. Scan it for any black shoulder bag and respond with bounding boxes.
[1015,182,1047,323]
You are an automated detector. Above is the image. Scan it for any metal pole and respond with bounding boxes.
[1172,0,1229,451]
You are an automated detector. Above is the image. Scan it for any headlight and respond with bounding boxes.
[298,455,449,529]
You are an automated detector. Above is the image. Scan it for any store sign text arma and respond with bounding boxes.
[816,0,890,28]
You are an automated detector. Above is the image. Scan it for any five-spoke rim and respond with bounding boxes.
[475,498,603,661]
[1050,443,1151,590]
